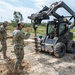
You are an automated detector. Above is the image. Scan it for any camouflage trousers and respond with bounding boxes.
[0,40,7,57]
[14,47,24,69]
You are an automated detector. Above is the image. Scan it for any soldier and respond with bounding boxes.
[0,21,9,59]
[12,22,30,73]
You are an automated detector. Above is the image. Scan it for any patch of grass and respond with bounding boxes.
[37,26,46,36]
[70,29,75,32]
[7,25,75,40]
[7,25,46,34]
[73,35,75,40]
[7,25,15,31]
[71,30,75,40]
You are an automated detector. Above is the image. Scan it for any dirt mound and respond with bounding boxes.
[0,39,75,75]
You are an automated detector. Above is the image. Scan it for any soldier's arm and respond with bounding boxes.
[0,33,3,39]
[21,27,31,39]
[24,32,30,39]
[7,36,13,39]
[24,27,31,39]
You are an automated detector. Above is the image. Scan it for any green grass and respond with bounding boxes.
[70,29,75,32]
[71,29,75,40]
[73,35,75,40]
[37,26,46,36]
[23,25,46,36]
[6,25,75,40]
[7,25,46,36]
[7,25,15,31]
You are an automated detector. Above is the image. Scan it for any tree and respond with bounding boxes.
[13,11,23,23]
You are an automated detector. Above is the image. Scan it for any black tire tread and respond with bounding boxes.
[54,42,66,58]
[67,40,75,53]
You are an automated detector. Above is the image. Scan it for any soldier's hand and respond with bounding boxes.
[26,27,30,32]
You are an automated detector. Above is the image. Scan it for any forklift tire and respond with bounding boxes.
[54,42,66,58]
[67,40,75,53]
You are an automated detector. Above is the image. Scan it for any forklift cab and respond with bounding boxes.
[46,19,69,39]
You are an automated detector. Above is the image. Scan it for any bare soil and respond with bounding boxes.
[0,38,75,75]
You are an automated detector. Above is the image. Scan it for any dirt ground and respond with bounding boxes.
[0,38,75,75]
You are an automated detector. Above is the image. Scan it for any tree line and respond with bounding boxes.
[0,11,47,27]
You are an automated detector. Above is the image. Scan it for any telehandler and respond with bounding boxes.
[28,1,75,58]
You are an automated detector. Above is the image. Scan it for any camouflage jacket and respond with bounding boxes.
[12,29,30,48]
[0,25,7,40]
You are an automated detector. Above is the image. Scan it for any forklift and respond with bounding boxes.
[28,1,75,58]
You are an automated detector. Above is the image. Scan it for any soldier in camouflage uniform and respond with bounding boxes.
[0,21,9,59]
[12,22,30,72]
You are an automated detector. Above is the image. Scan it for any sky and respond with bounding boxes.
[0,0,75,23]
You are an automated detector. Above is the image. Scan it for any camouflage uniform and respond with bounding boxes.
[12,29,30,69]
[0,25,7,57]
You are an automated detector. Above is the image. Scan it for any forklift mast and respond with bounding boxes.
[28,1,75,25]
[47,1,75,18]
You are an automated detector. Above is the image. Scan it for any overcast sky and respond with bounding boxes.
[0,0,75,23]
